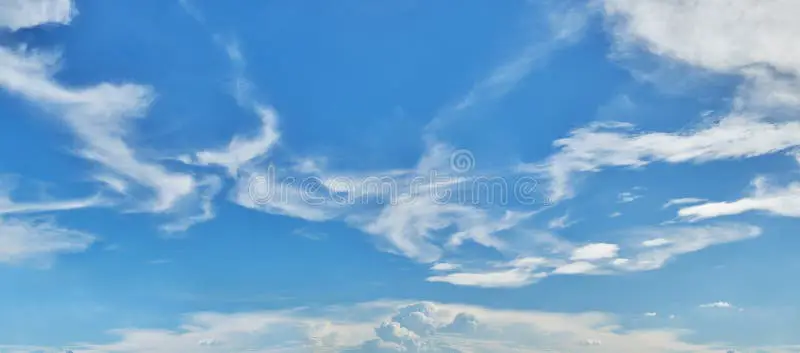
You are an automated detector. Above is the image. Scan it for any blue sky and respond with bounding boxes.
[1,0,799,352]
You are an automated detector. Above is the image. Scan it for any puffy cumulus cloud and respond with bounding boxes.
[427,223,760,288]
[0,0,76,31]
[603,0,800,116]
[678,177,800,221]
[603,0,800,76]
[16,301,757,353]
[0,217,95,267]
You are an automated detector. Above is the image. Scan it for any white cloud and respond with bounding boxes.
[15,300,742,353]
[617,191,641,203]
[235,142,535,264]
[428,268,548,289]
[678,177,800,221]
[699,301,734,309]
[0,46,197,213]
[0,217,95,267]
[430,263,460,272]
[603,0,800,76]
[359,196,529,263]
[0,0,75,31]
[427,257,551,288]
[430,223,760,288]
[547,212,576,230]
[609,212,622,218]
[183,105,280,176]
[552,261,597,275]
[644,312,657,317]
[425,4,589,133]
[160,176,222,233]
[570,243,619,261]
[0,194,105,215]
[526,117,800,202]
[641,238,670,247]
[526,0,800,202]
[234,166,345,222]
[617,223,761,272]
[662,198,707,209]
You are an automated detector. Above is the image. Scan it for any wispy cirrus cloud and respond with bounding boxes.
[526,117,800,202]
[678,177,800,221]
[181,105,280,177]
[548,212,577,230]
[426,3,590,135]
[230,4,590,265]
[0,46,197,213]
[0,217,95,267]
[0,194,105,215]
[663,198,707,209]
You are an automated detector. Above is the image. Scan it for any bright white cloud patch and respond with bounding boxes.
[699,301,734,309]
[0,0,75,31]
[570,243,619,261]
[603,0,800,76]
[428,268,548,289]
[0,217,95,267]
[552,261,597,275]
[678,177,800,221]
[430,263,461,271]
